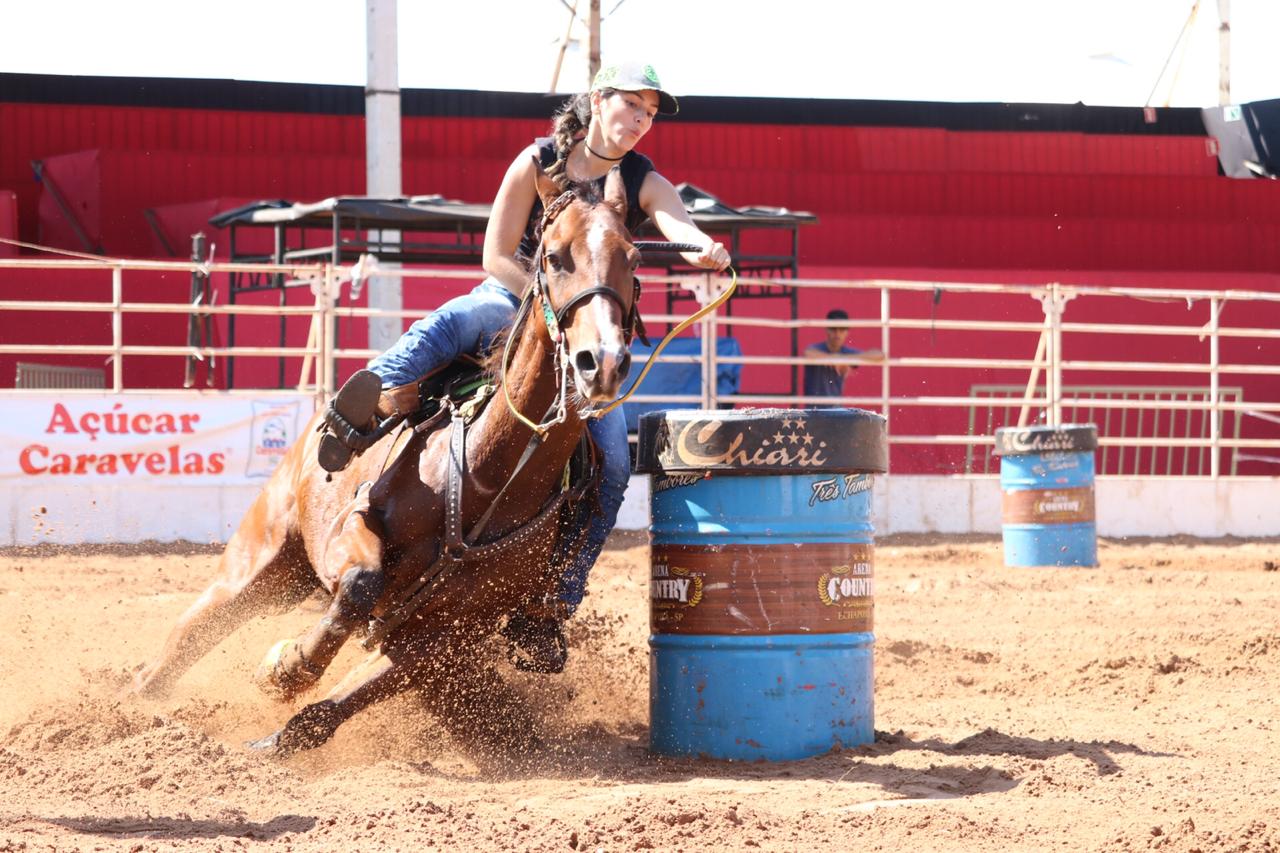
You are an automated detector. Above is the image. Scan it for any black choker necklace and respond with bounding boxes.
[584,143,624,162]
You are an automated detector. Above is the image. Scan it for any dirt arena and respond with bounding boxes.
[1,531,1278,852]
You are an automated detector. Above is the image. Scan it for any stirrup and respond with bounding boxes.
[318,370,383,472]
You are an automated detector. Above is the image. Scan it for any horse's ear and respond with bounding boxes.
[603,165,627,220]
[532,156,561,208]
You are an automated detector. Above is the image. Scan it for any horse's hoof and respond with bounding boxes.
[246,730,284,755]
[255,638,320,702]
[247,701,340,757]
[502,613,569,674]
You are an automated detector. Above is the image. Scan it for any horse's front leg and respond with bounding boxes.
[256,506,386,701]
[248,646,410,755]
[248,625,461,756]
[247,626,532,758]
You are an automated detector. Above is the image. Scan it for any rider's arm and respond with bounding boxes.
[804,344,851,378]
[482,145,543,296]
[639,171,731,271]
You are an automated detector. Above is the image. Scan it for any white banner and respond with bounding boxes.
[1,394,315,486]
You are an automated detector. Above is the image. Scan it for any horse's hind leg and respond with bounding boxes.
[256,505,386,700]
[133,507,316,698]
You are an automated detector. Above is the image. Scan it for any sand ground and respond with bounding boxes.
[1,532,1278,852]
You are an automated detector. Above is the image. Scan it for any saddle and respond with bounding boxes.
[319,355,489,472]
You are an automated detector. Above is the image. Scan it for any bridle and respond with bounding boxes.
[532,191,645,346]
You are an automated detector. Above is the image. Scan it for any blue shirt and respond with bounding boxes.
[803,343,862,398]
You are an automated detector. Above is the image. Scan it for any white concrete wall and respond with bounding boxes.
[617,475,1278,539]
[2,474,1274,547]
[1,482,263,546]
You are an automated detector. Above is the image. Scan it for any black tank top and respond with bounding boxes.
[515,136,655,261]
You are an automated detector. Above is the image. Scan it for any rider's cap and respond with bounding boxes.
[591,61,679,115]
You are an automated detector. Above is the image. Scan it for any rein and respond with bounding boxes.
[589,263,737,419]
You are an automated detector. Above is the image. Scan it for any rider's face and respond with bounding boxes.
[594,90,659,150]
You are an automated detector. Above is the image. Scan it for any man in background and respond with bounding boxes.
[802,308,884,403]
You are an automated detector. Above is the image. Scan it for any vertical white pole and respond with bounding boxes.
[321,265,338,402]
[701,273,715,410]
[880,284,891,473]
[1049,283,1064,426]
[1208,297,1222,478]
[111,265,123,392]
[1218,0,1232,106]
[366,0,403,353]
[588,0,601,85]
[1037,288,1059,427]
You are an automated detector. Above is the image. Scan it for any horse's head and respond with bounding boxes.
[532,163,638,403]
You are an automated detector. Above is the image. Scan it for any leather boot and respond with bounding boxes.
[501,597,570,674]
[317,369,382,473]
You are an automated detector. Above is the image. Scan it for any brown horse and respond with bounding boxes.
[131,164,641,755]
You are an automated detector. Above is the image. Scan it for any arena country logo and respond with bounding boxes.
[651,562,704,608]
[674,417,830,469]
[817,563,873,607]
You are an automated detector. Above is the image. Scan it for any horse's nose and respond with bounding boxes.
[573,344,631,398]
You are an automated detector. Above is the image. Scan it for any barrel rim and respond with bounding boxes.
[636,407,888,474]
[992,423,1098,455]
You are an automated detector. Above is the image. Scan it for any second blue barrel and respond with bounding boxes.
[636,408,887,761]
[994,424,1098,567]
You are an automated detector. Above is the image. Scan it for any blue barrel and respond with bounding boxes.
[636,408,887,761]
[994,424,1098,567]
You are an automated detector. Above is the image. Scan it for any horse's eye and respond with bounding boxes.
[546,251,563,272]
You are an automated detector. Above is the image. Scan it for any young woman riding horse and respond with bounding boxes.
[131,62,730,754]
[321,61,729,672]
[136,157,654,755]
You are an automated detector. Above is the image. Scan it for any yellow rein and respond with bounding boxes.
[591,266,738,418]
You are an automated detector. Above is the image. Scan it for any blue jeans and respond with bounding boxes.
[367,278,629,616]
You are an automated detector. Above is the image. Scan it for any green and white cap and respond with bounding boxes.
[591,61,679,115]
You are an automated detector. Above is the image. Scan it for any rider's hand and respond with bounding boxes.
[683,241,731,271]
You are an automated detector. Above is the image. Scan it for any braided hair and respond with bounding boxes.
[545,90,615,190]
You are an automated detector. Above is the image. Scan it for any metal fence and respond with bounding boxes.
[3,256,1279,478]
[965,384,1247,475]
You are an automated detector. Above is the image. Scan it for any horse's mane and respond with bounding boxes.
[531,180,603,242]
[480,329,512,379]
